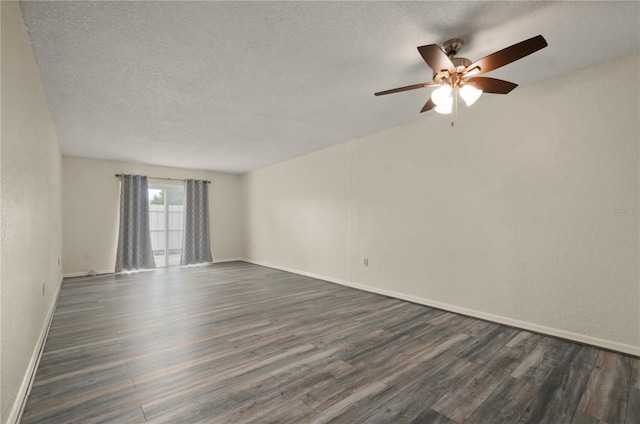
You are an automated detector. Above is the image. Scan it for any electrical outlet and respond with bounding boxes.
[85,253,93,259]
[42,283,45,296]
[58,258,61,266]
[363,258,368,266]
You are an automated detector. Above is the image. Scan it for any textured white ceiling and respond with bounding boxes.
[20,1,640,174]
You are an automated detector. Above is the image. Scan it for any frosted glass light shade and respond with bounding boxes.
[431,85,452,106]
[460,85,482,106]
[435,100,452,114]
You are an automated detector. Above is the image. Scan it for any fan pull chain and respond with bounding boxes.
[451,88,458,126]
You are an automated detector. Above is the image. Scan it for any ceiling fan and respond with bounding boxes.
[375,35,548,123]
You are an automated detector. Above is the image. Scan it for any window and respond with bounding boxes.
[148,185,184,267]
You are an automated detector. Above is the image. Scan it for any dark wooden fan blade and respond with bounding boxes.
[417,44,455,73]
[465,35,547,75]
[467,77,518,94]
[374,82,438,96]
[420,98,436,113]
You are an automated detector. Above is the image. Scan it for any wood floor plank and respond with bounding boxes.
[409,408,457,424]
[22,379,139,424]
[247,398,318,423]
[465,376,538,423]
[375,333,471,387]
[306,378,388,423]
[517,344,599,423]
[505,330,544,353]
[432,346,523,422]
[139,344,318,420]
[20,262,638,423]
[319,385,402,423]
[511,337,572,386]
[300,369,388,413]
[455,325,520,364]
[627,386,640,423]
[577,351,634,422]
[273,359,356,403]
[334,355,479,423]
[624,358,640,423]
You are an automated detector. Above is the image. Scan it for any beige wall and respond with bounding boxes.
[1,2,63,422]
[62,156,242,276]
[242,53,640,355]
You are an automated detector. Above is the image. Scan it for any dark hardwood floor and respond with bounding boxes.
[21,262,639,423]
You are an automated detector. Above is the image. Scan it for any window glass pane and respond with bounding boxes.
[148,185,184,267]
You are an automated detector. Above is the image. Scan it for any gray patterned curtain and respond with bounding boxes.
[181,179,213,265]
[115,175,156,272]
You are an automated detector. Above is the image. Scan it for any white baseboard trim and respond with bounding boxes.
[241,258,640,357]
[9,277,63,424]
[63,269,114,278]
[61,259,243,278]
[211,257,243,264]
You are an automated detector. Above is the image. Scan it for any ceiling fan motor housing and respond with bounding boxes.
[441,38,464,57]
[433,39,471,82]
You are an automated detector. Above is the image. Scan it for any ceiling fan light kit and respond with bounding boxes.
[375,35,548,125]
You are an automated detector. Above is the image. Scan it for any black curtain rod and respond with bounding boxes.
[115,174,211,184]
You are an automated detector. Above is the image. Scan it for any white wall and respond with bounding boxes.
[242,53,640,355]
[1,2,63,422]
[62,156,242,276]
